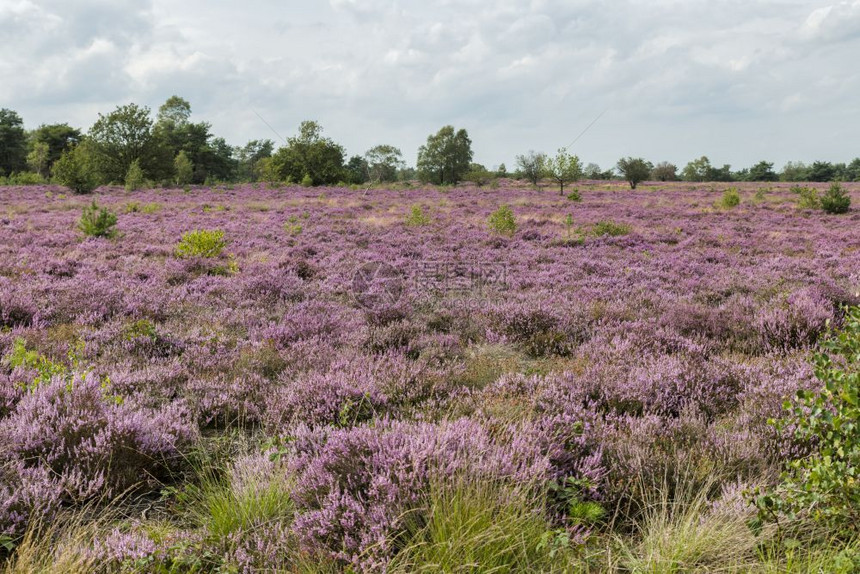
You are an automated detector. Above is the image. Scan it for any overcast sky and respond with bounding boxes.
[1,0,859,170]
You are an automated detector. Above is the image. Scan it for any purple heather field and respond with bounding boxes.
[0,180,858,570]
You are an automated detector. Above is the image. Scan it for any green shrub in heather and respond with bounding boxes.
[405,204,430,226]
[755,306,860,536]
[175,229,227,258]
[720,187,740,208]
[78,200,118,238]
[821,182,851,214]
[488,205,516,236]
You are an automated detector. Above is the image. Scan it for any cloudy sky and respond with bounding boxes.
[1,0,859,170]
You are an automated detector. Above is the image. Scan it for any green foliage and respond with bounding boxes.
[405,204,431,226]
[821,182,851,214]
[3,338,69,391]
[88,103,167,184]
[416,125,473,185]
[567,189,582,202]
[488,204,517,236]
[270,121,346,186]
[51,140,101,194]
[592,220,631,237]
[515,151,546,185]
[175,229,227,258]
[651,161,678,182]
[544,148,582,195]
[283,216,303,235]
[26,141,50,178]
[124,158,145,191]
[720,187,741,208]
[747,160,779,182]
[365,144,405,183]
[390,479,581,573]
[0,171,45,185]
[792,186,820,209]
[0,108,28,176]
[173,150,194,186]
[755,307,860,537]
[464,163,493,187]
[78,200,118,238]
[29,123,82,174]
[617,157,653,189]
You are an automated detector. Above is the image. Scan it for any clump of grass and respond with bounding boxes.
[405,204,431,227]
[592,220,631,237]
[142,202,162,214]
[390,478,581,573]
[720,187,741,208]
[78,200,118,238]
[488,205,517,236]
[175,229,227,258]
[284,215,303,235]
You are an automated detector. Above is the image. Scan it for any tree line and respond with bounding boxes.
[1,99,859,192]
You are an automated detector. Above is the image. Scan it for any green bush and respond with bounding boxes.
[174,150,194,186]
[793,186,820,209]
[566,189,582,202]
[52,143,100,194]
[301,173,313,187]
[821,182,851,214]
[592,220,631,237]
[488,205,517,236]
[175,229,227,258]
[720,187,740,208]
[78,200,118,238]
[405,204,430,226]
[124,159,145,191]
[0,172,45,186]
[755,306,860,537]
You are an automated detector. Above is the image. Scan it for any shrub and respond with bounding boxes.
[0,373,197,502]
[78,200,118,238]
[566,188,582,201]
[124,159,145,191]
[301,174,313,187]
[793,186,820,209]
[720,187,740,208]
[592,220,631,237]
[754,306,860,536]
[405,204,430,226]
[821,182,851,214]
[52,143,100,195]
[175,229,227,258]
[488,205,516,236]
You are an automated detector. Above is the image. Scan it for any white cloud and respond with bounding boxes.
[2,0,860,169]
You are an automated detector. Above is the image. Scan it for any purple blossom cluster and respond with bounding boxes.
[0,181,857,568]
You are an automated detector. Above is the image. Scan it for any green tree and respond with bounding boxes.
[365,144,405,183]
[29,123,82,173]
[173,150,193,186]
[26,142,50,178]
[682,156,719,182]
[416,125,473,185]
[616,157,652,189]
[845,158,860,182]
[52,140,100,194]
[270,121,346,185]
[464,163,493,187]
[88,103,167,183]
[651,161,677,181]
[544,148,582,195]
[0,108,28,176]
[808,160,836,182]
[515,150,546,185]
[747,160,778,182]
[235,139,274,181]
[345,155,369,184]
[781,161,810,182]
